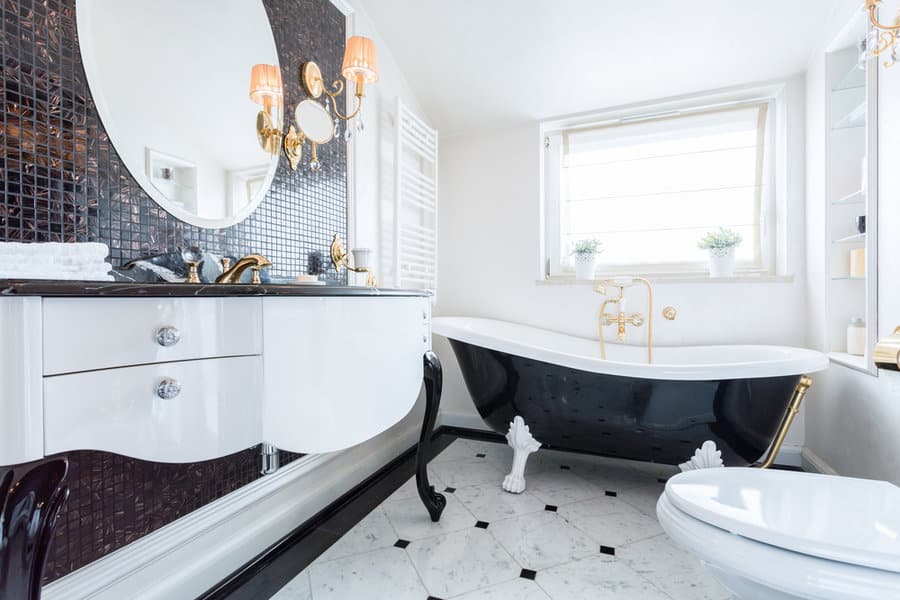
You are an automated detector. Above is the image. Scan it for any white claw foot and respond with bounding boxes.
[502,416,542,494]
[679,440,724,472]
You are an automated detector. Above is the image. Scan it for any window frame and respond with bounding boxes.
[541,89,780,279]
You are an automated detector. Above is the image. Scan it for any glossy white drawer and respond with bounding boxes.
[42,297,262,375]
[43,356,261,463]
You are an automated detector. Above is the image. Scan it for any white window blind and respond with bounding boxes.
[557,102,771,271]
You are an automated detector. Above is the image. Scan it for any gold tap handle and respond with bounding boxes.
[185,262,200,284]
[251,267,262,285]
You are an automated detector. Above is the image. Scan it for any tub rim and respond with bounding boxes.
[433,316,828,381]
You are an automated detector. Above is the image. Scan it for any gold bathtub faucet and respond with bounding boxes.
[595,277,655,363]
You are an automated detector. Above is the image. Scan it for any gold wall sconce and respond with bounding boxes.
[283,36,379,171]
[874,326,900,370]
[331,233,377,287]
[866,0,900,67]
[249,64,284,155]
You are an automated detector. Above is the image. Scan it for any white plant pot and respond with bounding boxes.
[708,247,736,278]
[574,254,598,280]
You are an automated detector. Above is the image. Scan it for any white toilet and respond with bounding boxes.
[657,467,900,599]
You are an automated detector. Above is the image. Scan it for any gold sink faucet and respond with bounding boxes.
[215,254,272,284]
[595,277,654,363]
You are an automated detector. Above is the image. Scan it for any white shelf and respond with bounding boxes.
[832,232,866,244]
[829,351,868,372]
[830,275,865,281]
[832,64,866,92]
[831,190,864,206]
[832,101,866,129]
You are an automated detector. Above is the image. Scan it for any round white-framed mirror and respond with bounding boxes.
[295,99,335,144]
[76,0,281,229]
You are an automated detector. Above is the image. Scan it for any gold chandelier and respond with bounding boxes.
[866,0,900,67]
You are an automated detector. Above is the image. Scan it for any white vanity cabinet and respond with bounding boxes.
[263,296,430,454]
[0,292,432,467]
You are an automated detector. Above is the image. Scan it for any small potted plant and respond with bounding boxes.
[698,227,742,278]
[572,238,603,280]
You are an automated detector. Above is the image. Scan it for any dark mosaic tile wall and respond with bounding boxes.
[0,0,348,278]
[0,0,346,583]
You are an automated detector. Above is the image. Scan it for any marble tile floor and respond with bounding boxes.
[270,438,733,600]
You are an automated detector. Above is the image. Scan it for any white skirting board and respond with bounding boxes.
[801,447,840,475]
[42,418,421,600]
[439,411,805,468]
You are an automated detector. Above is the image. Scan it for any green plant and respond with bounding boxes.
[697,228,743,252]
[572,238,603,256]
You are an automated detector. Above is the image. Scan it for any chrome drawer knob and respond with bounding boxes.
[156,326,182,347]
[156,379,181,400]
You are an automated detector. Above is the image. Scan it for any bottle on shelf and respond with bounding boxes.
[847,318,866,356]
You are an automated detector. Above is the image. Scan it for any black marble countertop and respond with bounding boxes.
[0,280,432,298]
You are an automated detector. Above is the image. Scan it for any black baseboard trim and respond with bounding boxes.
[198,429,456,600]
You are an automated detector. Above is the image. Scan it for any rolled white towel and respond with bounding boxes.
[0,242,110,261]
[0,242,113,281]
[0,268,113,281]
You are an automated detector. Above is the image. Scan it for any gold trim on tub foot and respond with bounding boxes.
[754,375,812,469]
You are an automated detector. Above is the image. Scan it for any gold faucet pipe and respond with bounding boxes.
[755,376,812,469]
[634,277,654,364]
[597,298,618,360]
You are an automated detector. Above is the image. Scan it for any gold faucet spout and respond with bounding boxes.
[215,254,272,284]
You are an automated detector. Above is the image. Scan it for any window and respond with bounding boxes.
[544,100,774,276]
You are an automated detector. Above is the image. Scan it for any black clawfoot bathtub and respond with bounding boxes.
[434,317,828,466]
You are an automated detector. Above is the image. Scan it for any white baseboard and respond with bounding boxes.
[773,444,803,468]
[43,419,420,600]
[801,447,839,475]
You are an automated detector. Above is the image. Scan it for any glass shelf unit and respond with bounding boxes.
[824,42,878,374]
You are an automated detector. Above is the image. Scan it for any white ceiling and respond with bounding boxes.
[355,0,840,134]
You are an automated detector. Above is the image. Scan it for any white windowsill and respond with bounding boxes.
[538,273,794,285]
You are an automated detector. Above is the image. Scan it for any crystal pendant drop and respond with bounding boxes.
[333,118,341,139]
[344,126,353,142]
[310,159,320,172]
[355,116,364,132]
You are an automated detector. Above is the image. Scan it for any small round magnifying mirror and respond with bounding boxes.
[294,99,334,144]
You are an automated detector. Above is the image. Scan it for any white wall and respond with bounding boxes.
[804,0,900,484]
[345,2,431,286]
[434,76,810,456]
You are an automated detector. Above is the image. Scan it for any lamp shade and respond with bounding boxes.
[249,64,283,107]
[341,36,378,84]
